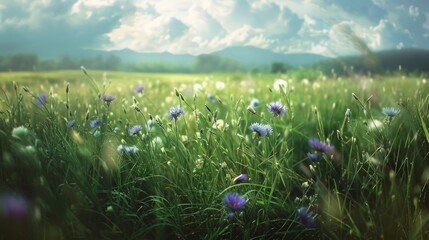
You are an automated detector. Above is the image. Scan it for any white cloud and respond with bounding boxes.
[71,0,116,14]
[101,1,304,54]
[372,0,385,8]
[396,42,403,49]
[408,5,419,18]
[303,14,315,26]
[105,11,189,53]
[424,13,429,32]
[1,0,428,56]
[183,4,226,40]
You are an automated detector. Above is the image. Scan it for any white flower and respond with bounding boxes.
[215,81,226,90]
[302,78,310,85]
[273,79,288,92]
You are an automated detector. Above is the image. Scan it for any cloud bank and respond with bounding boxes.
[0,0,428,57]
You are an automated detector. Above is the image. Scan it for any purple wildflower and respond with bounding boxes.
[90,119,103,128]
[308,138,334,153]
[100,95,116,106]
[134,85,144,93]
[167,105,185,121]
[249,123,272,137]
[0,194,28,219]
[37,93,46,107]
[207,94,216,103]
[297,207,316,228]
[67,119,76,129]
[268,102,286,117]
[225,213,235,219]
[129,125,142,136]
[233,174,248,184]
[307,152,322,162]
[223,192,246,211]
[117,145,139,154]
[249,98,260,108]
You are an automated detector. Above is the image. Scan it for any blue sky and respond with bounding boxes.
[0,0,428,57]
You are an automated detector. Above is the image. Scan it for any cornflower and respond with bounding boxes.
[67,119,76,129]
[382,107,400,117]
[100,95,116,106]
[134,85,144,93]
[37,93,46,107]
[268,102,286,117]
[117,145,139,154]
[249,98,260,108]
[129,125,142,136]
[308,138,334,153]
[90,119,103,128]
[307,152,322,162]
[297,207,316,228]
[249,123,272,137]
[167,105,185,121]
[223,192,246,211]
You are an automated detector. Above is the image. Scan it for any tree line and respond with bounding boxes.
[0,54,122,72]
[0,53,293,74]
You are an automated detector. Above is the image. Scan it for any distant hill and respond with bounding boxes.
[211,46,330,67]
[316,48,429,74]
[0,45,330,68]
[5,45,428,73]
[69,48,196,65]
[77,46,331,68]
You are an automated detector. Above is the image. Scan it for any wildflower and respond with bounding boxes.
[308,138,334,153]
[100,95,116,106]
[129,125,142,136]
[90,119,103,128]
[368,119,383,131]
[249,123,272,137]
[302,78,310,85]
[233,174,248,184]
[297,207,316,228]
[117,145,139,154]
[207,94,216,103]
[67,119,76,129]
[134,85,144,93]
[0,194,28,219]
[37,93,46,107]
[225,213,235,219]
[167,105,185,121]
[273,79,288,92]
[223,192,246,211]
[249,98,260,108]
[382,107,400,117]
[215,81,225,90]
[307,152,322,162]
[268,102,286,117]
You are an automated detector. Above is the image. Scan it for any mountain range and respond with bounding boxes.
[33,46,331,68]
[4,45,429,72]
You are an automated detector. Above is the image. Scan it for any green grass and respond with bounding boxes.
[0,70,428,239]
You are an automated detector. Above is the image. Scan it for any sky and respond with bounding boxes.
[0,0,428,57]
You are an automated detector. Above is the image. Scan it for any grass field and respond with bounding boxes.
[1,69,429,239]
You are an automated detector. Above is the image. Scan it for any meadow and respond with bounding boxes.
[0,69,428,239]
